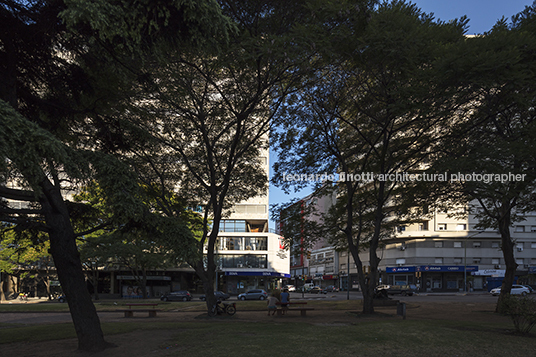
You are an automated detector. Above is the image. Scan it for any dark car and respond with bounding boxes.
[375,284,416,296]
[237,289,268,300]
[323,285,340,293]
[160,290,192,301]
[200,291,230,301]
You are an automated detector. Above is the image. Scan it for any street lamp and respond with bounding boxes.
[347,249,350,300]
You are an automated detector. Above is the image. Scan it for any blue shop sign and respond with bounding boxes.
[387,266,416,273]
[386,266,479,273]
[418,265,479,272]
[225,271,291,278]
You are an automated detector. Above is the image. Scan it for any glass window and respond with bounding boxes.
[515,226,525,232]
[454,242,462,248]
[435,241,443,248]
[492,258,500,265]
[243,237,267,251]
[473,242,481,248]
[437,224,447,230]
[492,242,500,248]
[435,257,443,264]
[454,257,462,264]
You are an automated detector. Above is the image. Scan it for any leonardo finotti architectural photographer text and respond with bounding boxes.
[282,172,527,184]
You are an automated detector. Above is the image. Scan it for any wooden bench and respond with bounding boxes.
[116,303,161,318]
[276,307,315,316]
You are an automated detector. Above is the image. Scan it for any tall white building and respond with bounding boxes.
[215,149,290,295]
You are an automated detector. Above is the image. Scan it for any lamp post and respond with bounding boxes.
[463,230,484,293]
[347,250,350,300]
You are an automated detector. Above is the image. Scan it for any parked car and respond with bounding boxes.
[200,291,230,301]
[238,289,268,300]
[323,285,339,293]
[375,284,416,296]
[160,290,192,301]
[490,285,531,296]
[283,285,296,292]
[523,285,534,293]
[309,286,323,294]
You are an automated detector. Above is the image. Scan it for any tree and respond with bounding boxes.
[419,7,536,311]
[0,0,229,351]
[96,0,316,314]
[0,228,55,300]
[273,1,467,313]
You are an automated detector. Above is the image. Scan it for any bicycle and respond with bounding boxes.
[211,300,236,316]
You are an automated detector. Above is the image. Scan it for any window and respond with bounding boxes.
[531,242,536,249]
[515,226,525,232]
[516,259,524,266]
[454,241,462,248]
[492,258,500,265]
[435,241,443,248]
[340,263,347,270]
[219,220,247,232]
[473,242,481,248]
[516,242,524,251]
[435,257,443,264]
[218,254,267,269]
[396,258,406,265]
[397,226,406,232]
[492,241,500,248]
[454,257,462,264]
[456,224,467,231]
[531,226,536,232]
[219,237,267,251]
[418,221,429,231]
[437,224,447,231]
[473,258,481,264]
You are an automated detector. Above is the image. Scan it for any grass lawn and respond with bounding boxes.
[1,299,536,356]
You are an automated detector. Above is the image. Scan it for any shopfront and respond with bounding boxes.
[386,266,479,292]
[224,271,290,294]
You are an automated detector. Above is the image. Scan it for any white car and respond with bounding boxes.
[283,285,296,292]
[490,285,530,296]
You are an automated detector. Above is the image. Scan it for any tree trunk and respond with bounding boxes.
[496,212,517,313]
[40,179,110,352]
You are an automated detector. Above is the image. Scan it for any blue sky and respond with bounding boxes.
[268,0,535,228]
[412,0,534,35]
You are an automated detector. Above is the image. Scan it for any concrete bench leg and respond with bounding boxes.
[300,310,307,317]
[124,311,133,318]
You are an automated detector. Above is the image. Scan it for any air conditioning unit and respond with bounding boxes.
[517,247,523,252]
[494,265,501,269]
[399,244,406,251]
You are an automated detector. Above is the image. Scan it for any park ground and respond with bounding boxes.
[1,298,536,356]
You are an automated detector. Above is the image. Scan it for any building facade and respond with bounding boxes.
[339,209,536,292]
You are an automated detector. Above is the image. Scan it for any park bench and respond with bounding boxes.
[116,303,161,318]
[276,301,314,316]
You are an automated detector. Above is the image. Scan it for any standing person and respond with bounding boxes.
[267,293,279,316]
[280,289,290,315]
